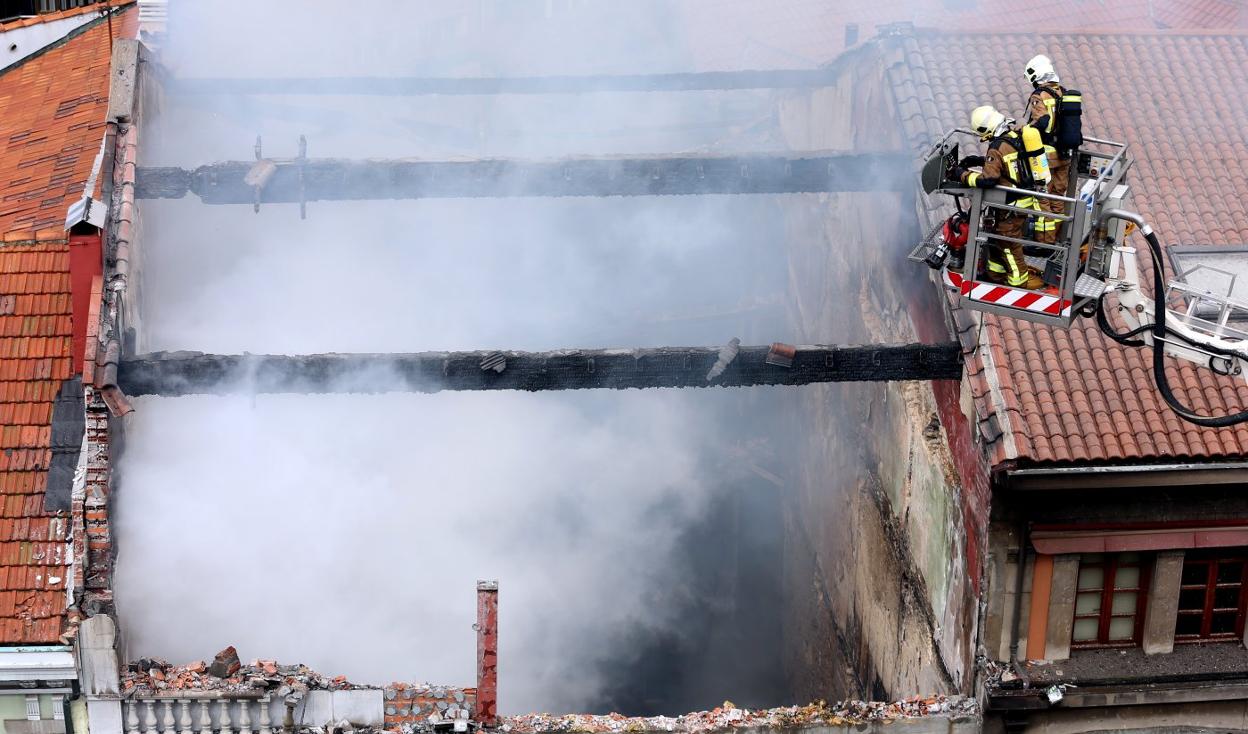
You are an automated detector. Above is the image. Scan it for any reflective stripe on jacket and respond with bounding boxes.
[962,132,1041,213]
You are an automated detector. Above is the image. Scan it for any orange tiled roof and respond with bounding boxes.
[0,5,136,234]
[0,2,123,33]
[0,6,134,643]
[678,0,1245,71]
[889,29,1248,465]
[0,236,73,644]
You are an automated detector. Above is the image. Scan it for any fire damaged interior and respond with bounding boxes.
[3,3,1248,734]
[106,1,969,721]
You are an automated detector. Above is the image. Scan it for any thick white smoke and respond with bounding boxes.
[114,0,796,715]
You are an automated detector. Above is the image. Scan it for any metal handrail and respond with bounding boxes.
[1168,281,1248,316]
[1083,136,1127,147]
[1081,136,1129,190]
[942,129,1081,205]
[981,231,1067,252]
[982,198,1073,220]
[990,184,1078,205]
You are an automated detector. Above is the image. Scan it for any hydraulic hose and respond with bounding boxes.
[1135,223,1248,427]
[1091,209,1248,426]
[1095,299,1149,347]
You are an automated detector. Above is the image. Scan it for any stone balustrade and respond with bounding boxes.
[122,689,384,733]
[124,696,284,734]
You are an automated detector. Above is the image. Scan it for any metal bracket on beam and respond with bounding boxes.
[243,136,274,214]
[243,135,310,217]
[297,134,307,220]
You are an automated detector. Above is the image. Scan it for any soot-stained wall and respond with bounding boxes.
[771,42,980,701]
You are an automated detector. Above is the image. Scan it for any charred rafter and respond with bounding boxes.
[134,153,910,203]
[118,344,962,397]
[170,69,838,96]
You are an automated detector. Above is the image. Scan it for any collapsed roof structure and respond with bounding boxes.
[3,0,1248,732]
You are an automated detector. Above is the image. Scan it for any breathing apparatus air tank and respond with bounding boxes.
[1020,124,1051,187]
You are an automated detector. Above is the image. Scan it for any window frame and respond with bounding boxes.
[1174,551,1248,643]
[1167,244,1248,322]
[1070,552,1151,650]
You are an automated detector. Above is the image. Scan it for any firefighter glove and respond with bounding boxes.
[959,155,985,168]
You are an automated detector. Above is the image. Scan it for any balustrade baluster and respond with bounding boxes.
[218,699,233,734]
[256,696,272,734]
[237,700,253,734]
[143,700,158,734]
[178,700,193,734]
[125,700,140,734]
[196,701,212,734]
[162,700,175,733]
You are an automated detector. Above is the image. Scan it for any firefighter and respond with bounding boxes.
[1024,54,1073,244]
[951,105,1045,290]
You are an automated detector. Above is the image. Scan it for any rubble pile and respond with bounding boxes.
[122,647,364,697]
[500,697,979,733]
[384,683,476,727]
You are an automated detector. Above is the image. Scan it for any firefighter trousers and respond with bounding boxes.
[985,215,1040,288]
[1035,154,1070,245]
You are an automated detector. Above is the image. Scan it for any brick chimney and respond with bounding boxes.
[475,580,498,727]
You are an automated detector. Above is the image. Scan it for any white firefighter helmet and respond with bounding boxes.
[1025,54,1055,85]
[970,105,1006,140]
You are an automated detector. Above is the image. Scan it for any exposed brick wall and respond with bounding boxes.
[383,684,476,729]
[82,387,113,600]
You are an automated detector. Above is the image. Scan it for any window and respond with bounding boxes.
[0,0,37,21]
[1071,552,1150,648]
[1167,245,1248,334]
[36,0,92,11]
[1175,550,1247,642]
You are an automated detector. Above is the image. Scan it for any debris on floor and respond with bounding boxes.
[499,697,978,733]
[122,648,365,697]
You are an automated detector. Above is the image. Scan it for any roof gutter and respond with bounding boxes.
[0,648,76,683]
[1004,461,1248,491]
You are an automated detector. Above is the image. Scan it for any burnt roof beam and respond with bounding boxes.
[135,153,910,203]
[118,344,962,397]
[171,69,839,96]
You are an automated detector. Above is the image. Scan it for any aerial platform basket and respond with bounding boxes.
[909,128,1134,328]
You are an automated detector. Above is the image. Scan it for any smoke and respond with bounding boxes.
[114,0,799,715]
[113,0,1234,714]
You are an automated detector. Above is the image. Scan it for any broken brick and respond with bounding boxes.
[207,645,240,678]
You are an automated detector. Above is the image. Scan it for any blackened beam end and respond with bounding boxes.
[118,344,963,397]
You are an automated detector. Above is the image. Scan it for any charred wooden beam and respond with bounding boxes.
[118,343,962,397]
[135,152,909,203]
[171,69,838,96]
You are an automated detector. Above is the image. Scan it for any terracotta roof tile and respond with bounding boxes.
[888,29,1248,465]
[0,3,134,34]
[0,7,135,645]
[678,0,1248,71]
[0,7,136,234]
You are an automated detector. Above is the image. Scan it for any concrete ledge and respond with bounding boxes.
[990,679,1248,711]
[297,689,384,727]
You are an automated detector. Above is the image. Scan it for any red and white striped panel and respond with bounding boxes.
[960,278,1072,317]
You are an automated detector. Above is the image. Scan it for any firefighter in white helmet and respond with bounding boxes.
[950,105,1044,289]
[1024,54,1081,244]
